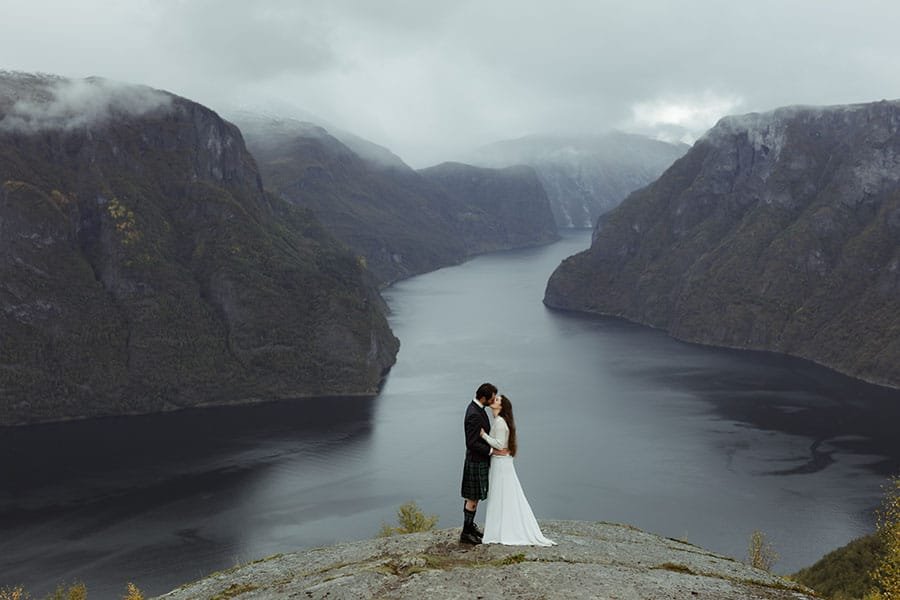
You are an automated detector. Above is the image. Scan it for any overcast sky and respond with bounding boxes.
[3,0,900,167]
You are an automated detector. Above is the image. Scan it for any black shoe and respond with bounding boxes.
[459,531,482,545]
[469,523,484,539]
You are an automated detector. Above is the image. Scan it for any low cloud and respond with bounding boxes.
[3,1,900,164]
[626,92,745,145]
[0,73,172,133]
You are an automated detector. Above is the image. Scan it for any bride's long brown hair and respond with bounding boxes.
[498,394,517,457]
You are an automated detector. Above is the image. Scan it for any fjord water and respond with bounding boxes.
[3,230,900,597]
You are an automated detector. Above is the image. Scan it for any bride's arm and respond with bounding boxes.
[480,418,508,450]
[480,428,504,450]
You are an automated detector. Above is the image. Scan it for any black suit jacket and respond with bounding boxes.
[464,401,492,462]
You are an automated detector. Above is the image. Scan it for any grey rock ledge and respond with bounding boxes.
[153,520,820,599]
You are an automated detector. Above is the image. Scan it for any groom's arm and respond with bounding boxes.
[465,412,492,457]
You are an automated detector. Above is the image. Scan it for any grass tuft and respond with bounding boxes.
[656,562,696,575]
[209,583,258,599]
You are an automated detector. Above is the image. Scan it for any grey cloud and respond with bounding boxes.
[154,1,338,83]
[3,1,900,166]
[0,72,172,133]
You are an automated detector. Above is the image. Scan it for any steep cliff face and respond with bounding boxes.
[0,73,398,425]
[418,162,559,253]
[470,132,688,228]
[545,100,900,388]
[235,114,559,287]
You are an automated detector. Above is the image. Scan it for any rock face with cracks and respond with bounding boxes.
[154,521,820,600]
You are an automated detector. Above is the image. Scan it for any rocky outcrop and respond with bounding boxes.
[0,73,398,425]
[545,100,900,389]
[153,521,819,599]
[233,114,559,287]
[469,132,688,228]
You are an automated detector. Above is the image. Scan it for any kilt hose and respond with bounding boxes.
[461,458,490,501]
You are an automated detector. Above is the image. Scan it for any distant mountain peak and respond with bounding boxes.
[226,108,409,171]
[467,131,688,227]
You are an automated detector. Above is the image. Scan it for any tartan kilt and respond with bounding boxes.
[460,458,490,500]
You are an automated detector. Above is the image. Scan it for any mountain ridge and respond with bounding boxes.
[234,113,559,287]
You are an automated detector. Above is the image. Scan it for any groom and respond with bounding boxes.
[460,382,507,544]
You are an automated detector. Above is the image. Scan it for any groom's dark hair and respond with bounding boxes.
[475,382,497,402]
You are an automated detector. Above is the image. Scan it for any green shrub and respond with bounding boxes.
[0,587,28,600]
[44,583,86,600]
[378,501,439,537]
[748,530,778,572]
[869,476,900,599]
[122,583,144,600]
[0,582,144,600]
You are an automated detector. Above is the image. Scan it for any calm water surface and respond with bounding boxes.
[2,230,900,596]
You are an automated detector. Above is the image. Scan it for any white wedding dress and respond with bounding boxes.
[481,416,556,546]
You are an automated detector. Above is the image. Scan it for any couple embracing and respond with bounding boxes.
[460,382,555,546]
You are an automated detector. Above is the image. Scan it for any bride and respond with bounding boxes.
[480,394,556,546]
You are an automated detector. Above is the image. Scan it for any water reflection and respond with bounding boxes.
[0,397,375,597]
[544,307,900,478]
[636,340,900,477]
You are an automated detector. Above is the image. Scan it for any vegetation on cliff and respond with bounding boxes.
[792,533,882,599]
[0,73,398,425]
[870,476,900,599]
[791,476,900,599]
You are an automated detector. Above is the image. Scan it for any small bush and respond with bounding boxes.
[748,530,778,572]
[0,582,144,600]
[122,583,144,600]
[378,501,439,537]
[0,587,28,600]
[868,476,900,599]
[45,583,87,600]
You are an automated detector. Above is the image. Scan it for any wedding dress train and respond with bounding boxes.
[481,416,555,546]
